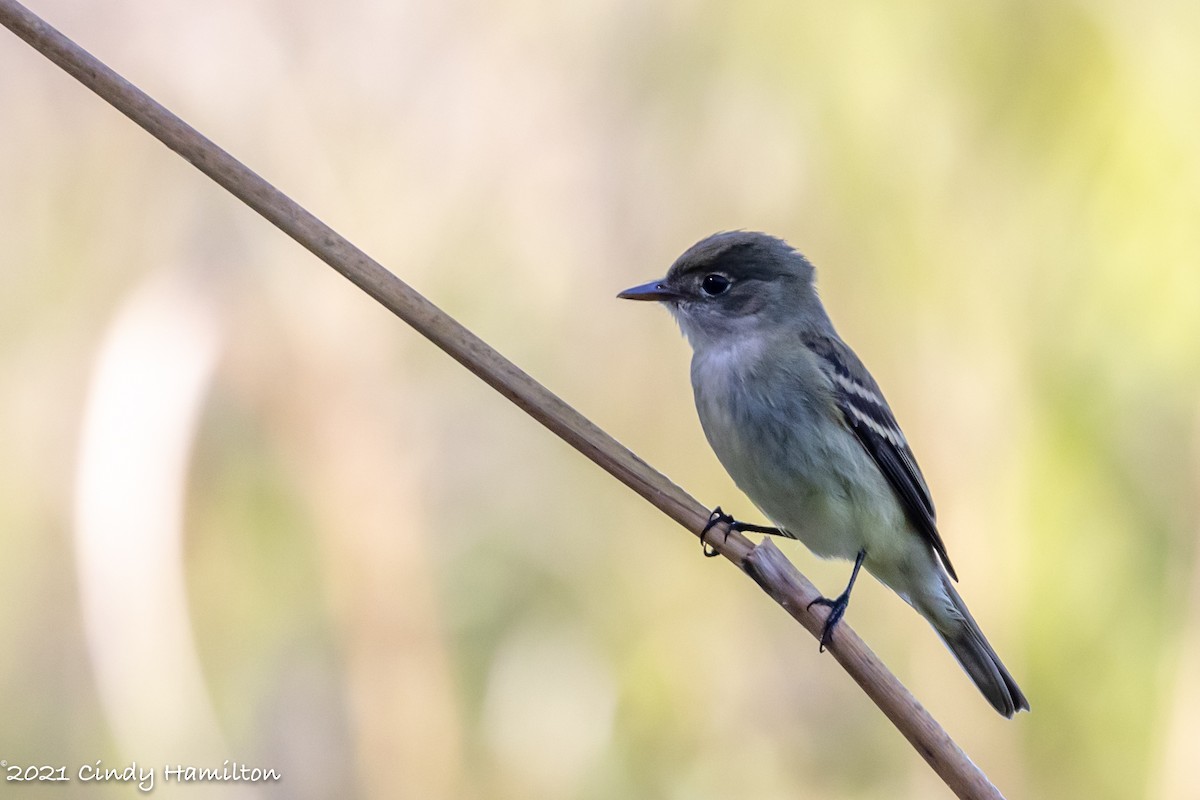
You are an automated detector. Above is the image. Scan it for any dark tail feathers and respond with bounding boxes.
[930,575,1030,718]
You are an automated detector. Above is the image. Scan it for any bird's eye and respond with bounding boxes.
[701,274,731,296]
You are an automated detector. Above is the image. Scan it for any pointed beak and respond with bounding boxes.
[617,279,680,302]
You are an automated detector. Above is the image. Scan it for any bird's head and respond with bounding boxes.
[618,231,824,350]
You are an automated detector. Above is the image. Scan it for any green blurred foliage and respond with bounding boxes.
[3,1,1200,798]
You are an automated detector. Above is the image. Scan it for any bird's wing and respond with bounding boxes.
[803,333,958,581]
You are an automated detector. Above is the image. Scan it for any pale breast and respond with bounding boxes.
[690,341,903,561]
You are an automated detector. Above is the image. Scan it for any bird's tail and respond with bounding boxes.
[922,573,1029,718]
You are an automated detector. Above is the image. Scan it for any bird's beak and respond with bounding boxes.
[617,279,680,302]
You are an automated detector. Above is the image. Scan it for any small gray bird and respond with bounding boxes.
[619,231,1029,717]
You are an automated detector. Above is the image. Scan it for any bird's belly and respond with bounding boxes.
[694,371,906,563]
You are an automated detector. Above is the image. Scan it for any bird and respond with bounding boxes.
[618,231,1029,717]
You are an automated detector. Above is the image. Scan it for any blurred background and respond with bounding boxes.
[2,0,1199,797]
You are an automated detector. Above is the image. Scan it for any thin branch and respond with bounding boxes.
[0,3,1004,798]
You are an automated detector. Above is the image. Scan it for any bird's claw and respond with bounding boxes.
[699,507,734,557]
[807,592,851,652]
[806,549,865,652]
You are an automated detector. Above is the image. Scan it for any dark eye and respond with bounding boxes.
[701,274,731,296]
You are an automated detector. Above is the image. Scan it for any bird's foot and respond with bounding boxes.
[807,592,851,652]
[806,548,867,652]
[699,507,787,557]
[699,508,732,557]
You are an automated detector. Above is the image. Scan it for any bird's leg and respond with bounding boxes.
[699,506,786,557]
[806,549,867,652]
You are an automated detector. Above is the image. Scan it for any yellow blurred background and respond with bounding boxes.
[3,1,1199,798]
